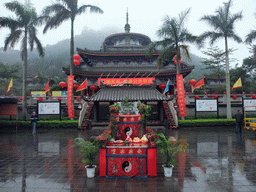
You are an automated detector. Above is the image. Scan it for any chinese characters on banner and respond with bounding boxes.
[176,74,186,117]
[67,76,75,118]
[98,77,155,86]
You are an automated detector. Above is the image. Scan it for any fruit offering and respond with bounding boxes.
[141,135,148,143]
[132,137,141,143]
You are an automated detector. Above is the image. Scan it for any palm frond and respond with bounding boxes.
[179,45,190,60]
[245,30,256,44]
[178,8,191,27]
[4,29,23,51]
[43,9,71,33]
[34,36,45,58]
[77,5,103,15]
[43,4,68,16]
[228,33,242,43]
[28,26,36,51]
[4,2,25,20]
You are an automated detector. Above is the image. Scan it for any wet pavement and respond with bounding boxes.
[1,127,256,192]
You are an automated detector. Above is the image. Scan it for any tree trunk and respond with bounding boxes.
[22,28,28,121]
[225,37,232,119]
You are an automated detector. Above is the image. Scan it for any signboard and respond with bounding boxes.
[243,99,256,111]
[98,77,155,86]
[52,91,67,97]
[38,101,60,115]
[31,91,45,98]
[196,99,217,112]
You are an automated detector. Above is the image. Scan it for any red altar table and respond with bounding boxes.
[99,143,157,178]
[113,114,142,140]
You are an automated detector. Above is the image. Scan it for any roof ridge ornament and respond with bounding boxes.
[124,8,130,33]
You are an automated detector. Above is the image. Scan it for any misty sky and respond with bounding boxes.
[0,0,256,67]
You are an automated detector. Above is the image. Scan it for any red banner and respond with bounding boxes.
[176,74,186,117]
[68,76,75,118]
[98,77,155,86]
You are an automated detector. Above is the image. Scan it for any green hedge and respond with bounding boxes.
[0,120,79,130]
[178,119,236,127]
[0,119,236,130]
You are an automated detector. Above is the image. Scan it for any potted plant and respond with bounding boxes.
[156,133,188,177]
[74,138,100,178]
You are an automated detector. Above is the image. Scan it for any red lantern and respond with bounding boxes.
[73,59,80,66]
[11,94,13,96]
[159,84,166,90]
[204,92,207,95]
[232,95,237,99]
[74,84,80,89]
[59,82,67,88]
[243,92,246,94]
[58,97,62,101]
[251,95,256,99]
[19,96,23,100]
[86,93,88,96]
[214,95,218,99]
[49,94,52,97]
[224,92,226,94]
[189,79,197,86]
[195,95,199,99]
[167,92,170,95]
[38,97,43,101]
[76,96,80,101]
[74,54,81,60]
[90,85,98,91]
[30,93,32,96]
[174,55,181,60]
[186,92,189,95]
[174,60,182,65]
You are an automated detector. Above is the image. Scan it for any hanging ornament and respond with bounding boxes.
[74,54,81,60]
[74,59,80,66]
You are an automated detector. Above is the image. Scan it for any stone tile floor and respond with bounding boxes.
[1,127,256,192]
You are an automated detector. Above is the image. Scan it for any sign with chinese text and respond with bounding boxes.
[98,77,155,86]
[196,99,217,112]
[176,74,186,117]
[67,76,75,118]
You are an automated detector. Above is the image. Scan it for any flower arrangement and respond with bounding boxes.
[109,103,121,114]
[145,127,158,143]
[95,129,112,147]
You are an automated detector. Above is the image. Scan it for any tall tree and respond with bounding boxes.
[202,46,226,83]
[42,0,103,76]
[0,1,45,120]
[199,0,243,119]
[148,8,198,72]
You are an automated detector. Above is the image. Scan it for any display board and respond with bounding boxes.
[243,99,256,111]
[196,99,218,112]
[38,101,60,115]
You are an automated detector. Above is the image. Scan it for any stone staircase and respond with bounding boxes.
[163,101,178,129]
[79,101,94,129]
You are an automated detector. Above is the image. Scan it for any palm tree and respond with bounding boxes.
[42,0,103,76]
[199,0,243,119]
[148,8,198,73]
[0,1,45,120]
[245,13,256,45]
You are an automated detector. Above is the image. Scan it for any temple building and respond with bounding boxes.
[63,12,194,128]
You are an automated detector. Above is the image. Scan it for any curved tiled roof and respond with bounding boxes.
[89,85,170,101]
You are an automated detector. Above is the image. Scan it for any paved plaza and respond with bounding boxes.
[0,126,256,192]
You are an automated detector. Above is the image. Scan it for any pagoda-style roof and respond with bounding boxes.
[103,32,151,47]
[89,85,170,102]
[63,63,194,78]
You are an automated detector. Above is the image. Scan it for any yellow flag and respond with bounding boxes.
[231,77,242,90]
[6,78,13,93]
